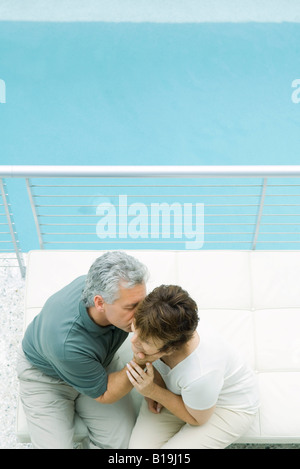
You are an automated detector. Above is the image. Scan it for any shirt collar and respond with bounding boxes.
[79,300,115,335]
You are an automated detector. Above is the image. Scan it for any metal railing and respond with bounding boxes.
[0,179,26,277]
[1,165,300,277]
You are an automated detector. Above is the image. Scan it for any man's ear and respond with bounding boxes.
[94,295,105,312]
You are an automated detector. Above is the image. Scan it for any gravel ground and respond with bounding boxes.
[0,255,298,449]
[0,255,30,448]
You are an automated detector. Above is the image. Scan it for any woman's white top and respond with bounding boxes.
[154,324,260,414]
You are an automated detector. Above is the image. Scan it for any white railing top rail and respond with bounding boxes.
[1,165,300,178]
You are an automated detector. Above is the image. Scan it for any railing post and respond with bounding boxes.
[0,178,26,277]
[252,177,268,250]
[26,178,44,249]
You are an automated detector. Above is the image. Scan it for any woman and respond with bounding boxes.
[126,285,259,449]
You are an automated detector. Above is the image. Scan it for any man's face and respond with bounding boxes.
[102,283,146,332]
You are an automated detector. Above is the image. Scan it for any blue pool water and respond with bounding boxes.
[1,22,300,251]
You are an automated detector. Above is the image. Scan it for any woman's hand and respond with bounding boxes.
[126,361,156,398]
[126,361,208,425]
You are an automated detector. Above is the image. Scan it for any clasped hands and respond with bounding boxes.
[126,360,155,397]
[126,359,163,414]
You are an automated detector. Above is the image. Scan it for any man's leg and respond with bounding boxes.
[76,355,137,449]
[17,349,78,449]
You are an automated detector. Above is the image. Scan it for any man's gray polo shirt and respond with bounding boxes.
[22,276,128,398]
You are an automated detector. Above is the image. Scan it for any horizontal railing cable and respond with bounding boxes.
[0,165,299,261]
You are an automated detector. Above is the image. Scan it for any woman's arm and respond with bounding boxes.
[146,366,166,414]
[126,361,215,426]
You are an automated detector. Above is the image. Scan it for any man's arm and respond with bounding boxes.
[94,352,151,404]
[94,366,133,404]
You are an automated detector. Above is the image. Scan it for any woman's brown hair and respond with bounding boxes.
[134,285,199,353]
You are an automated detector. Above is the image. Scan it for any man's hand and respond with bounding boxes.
[146,398,163,414]
[132,350,165,366]
[132,351,147,366]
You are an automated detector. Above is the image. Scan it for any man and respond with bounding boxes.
[17,251,148,449]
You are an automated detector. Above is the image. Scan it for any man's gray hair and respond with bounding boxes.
[81,251,149,306]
